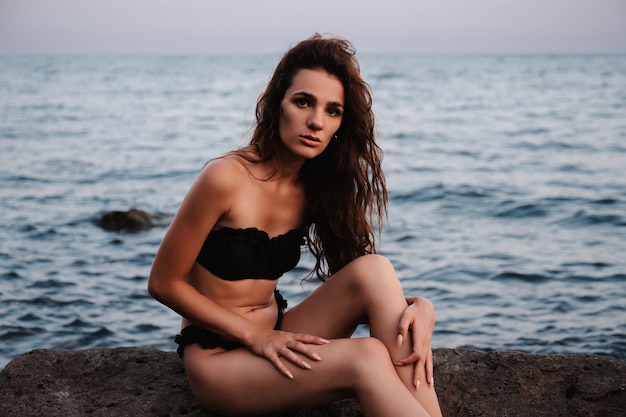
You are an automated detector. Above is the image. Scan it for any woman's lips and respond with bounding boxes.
[299,135,322,146]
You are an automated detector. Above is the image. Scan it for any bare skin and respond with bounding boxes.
[180,254,442,417]
[149,69,443,417]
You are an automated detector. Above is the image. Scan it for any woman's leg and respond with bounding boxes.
[282,254,443,417]
[183,337,431,417]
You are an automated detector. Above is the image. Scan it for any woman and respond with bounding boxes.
[149,34,443,417]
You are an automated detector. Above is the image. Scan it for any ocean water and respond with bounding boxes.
[1,54,625,370]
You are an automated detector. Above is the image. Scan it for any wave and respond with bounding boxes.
[492,202,548,218]
[560,261,612,269]
[27,279,77,289]
[1,271,21,280]
[512,140,598,152]
[390,183,495,203]
[505,127,551,137]
[557,210,626,227]
[491,271,551,283]
[0,328,45,341]
[64,319,90,328]
[592,198,619,205]
[4,297,94,308]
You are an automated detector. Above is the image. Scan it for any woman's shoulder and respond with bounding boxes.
[203,154,246,176]
[205,147,259,174]
[196,150,261,193]
[191,156,241,195]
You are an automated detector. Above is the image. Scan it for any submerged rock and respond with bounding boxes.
[0,347,624,416]
[98,208,165,232]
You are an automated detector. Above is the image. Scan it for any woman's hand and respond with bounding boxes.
[246,328,330,379]
[394,296,436,389]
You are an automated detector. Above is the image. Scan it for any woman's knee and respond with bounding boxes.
[358,336,391,357]
[346,254,401,295]
[347,337,396,377]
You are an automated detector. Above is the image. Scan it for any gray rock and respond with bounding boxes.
[434,349,626,417]
[98,208,166,232]
[1,347,624,416]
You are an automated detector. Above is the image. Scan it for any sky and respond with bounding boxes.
[1,0,625,54]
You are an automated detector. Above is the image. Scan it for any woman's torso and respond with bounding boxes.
[183,154,306,331]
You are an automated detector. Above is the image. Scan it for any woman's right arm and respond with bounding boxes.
[148,159,258,343]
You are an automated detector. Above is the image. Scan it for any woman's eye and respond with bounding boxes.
[327,107,341,116]
[295,98,309,107]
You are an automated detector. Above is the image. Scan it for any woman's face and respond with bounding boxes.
[278,68,344,161]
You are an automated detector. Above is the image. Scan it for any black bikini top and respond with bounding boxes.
[196,226,305,280]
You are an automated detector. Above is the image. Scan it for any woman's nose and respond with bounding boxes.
[307,108,323,131]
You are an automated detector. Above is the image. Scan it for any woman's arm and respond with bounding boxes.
[148,159,326,377]
[148,158,258,341]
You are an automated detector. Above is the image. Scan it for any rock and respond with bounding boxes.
[98,209,165,232]
[434,349,626,417]
[1,347,624,417]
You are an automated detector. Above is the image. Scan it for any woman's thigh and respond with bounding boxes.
[183,338,383,416]
[281,254,406,340]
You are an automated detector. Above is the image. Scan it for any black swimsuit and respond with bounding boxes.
[196,226,305,280]
[175,226,305,357]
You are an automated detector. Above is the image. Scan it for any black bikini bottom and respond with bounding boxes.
[175,289,287,358]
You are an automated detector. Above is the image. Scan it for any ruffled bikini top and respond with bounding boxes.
[196,226,306,280]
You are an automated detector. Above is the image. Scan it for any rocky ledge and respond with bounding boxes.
[1,347,624,417]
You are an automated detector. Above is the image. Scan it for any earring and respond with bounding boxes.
[333,134,339,140]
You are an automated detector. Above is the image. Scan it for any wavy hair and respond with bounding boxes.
[241,34,387,280]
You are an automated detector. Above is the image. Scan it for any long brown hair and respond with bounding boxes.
[242,34,387,280]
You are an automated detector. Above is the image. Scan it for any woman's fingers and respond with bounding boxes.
[280,345,312,369]
[295,333,330,346]
[395,351,420,365]
[289,337,327,362]
[410,348,435,389]
[413,348,434,388]
[426,348,434,385]
[261,332,330,378]
[292,334,329,361]
[396,313,412,345]
[270,354,294,379]
[393,340,432,389]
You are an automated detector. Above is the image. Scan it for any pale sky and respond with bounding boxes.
[1,0,625,54]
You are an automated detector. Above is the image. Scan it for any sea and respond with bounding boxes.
[1,54,625,370]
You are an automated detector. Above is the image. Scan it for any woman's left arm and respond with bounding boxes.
[394,296,436,389]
